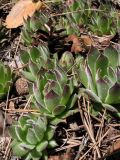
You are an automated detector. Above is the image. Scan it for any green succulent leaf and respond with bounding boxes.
[105,82,120,104]
[96,54,108,78]
[45,126,55,141]
[22,30,33,44]
[0,64,5,83]
[21,51,30,64]
[38,45,49,62]
[44,90,61,113]
[33,83,45,107]
[68,94,78,109]
[86,65,97,94]
[21,70,36,81]
[87,46,100,78]
[33,124,45,142]
[48,140,58,148]
[116,67,120,83]
[43,80,62,96]
[52,105,66,116]
[29,60,39,77]
[36,141,48,152]
[26,128,40,145]
[102,103,119,112]
[29,47,41,63]
[60,85,71,106]
[79,88,102,103]
[78,63,88,88]
[107,67,117,83]
[96,78,109,102]
[104,45,119,68]
[12,143,29,157]
[19,116,30,127]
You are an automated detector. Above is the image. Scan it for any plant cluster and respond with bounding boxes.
[7,2,120,160]
[77,45,120,113]
[10,115,57,160]
[59,0,119,36]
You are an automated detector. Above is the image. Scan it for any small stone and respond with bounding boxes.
[15,78,28,95]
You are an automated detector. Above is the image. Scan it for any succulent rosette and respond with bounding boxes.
[78,45,120,113]
[20,45,52,82]
[10,115,57,160]
[33,65,77,124]
[59,51,74,72]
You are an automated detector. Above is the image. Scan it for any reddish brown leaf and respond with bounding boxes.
[67,35,83,53]
[81,35,94,46]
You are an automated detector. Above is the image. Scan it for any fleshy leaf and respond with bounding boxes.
[79,88,102,103]
[78,63,88,88]
[33,124,45,142]
[102,103,119,112]
[12,143,29,157]
[104,45,119,68]
[105,82,120,104]
[33,83,45,107]
[20,51,30,64]
[96,54,108,78]
[96,78,109,102]
[0,65,5,83]
[29,60,39,77]
[60,85,71,105]
[44,90,61,112]
[21,70,36,81]
[116,66,120,83]
[68,94,78,109]
[86,65,97,94]
[26,128,39,145]
[52,105,66,116]
[107,67,117,83]
[45,126,55,140]
[87,46,100,78]
[29,47,41,63]
[36,141,48,152]
[48,140,58,148]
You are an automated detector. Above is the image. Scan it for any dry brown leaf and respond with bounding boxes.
[81,35,94,46]
[67,35,83,53]
[5,0,42,28]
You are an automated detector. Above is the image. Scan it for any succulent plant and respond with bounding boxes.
[59,51,74,72]
[21,12,49,46]
[21,45,77,124]
[20,45,51,82]
[88,12,117,36]
[59,0,119,36]
[10,114,57,160]
[0,61,12,99]
[77,45,120,113]
[33,64,78,124]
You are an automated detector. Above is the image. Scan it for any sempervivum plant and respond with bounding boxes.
[20,45,51,82]
[21,12,49,46]
[0,61,12,99]
[10,115,57,160]
[33,64,78,124]
[77,45,120,113]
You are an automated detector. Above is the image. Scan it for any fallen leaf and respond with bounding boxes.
[81,35,94,46]
[66,35,83,53]
[5,0,42,28]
